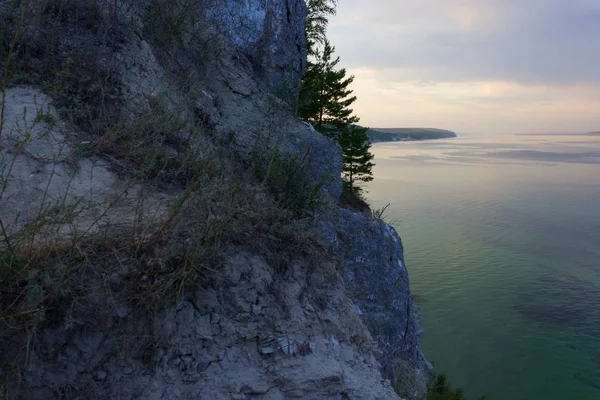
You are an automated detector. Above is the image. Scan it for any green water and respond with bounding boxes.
[366,133,600,400]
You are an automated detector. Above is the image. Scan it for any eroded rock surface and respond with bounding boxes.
[321,209,434,398]
[0,87,169,237]
[205,0,308,98]
[5,253,401,400]
[0,0,430,399]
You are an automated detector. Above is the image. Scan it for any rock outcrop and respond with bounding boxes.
[322,209,433,397]
[205,0,308,98]
[0,1,430,399]
[3,251,403,400]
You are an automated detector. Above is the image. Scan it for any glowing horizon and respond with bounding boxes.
[327,0,600,134]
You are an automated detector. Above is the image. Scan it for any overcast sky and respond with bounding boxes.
[327,0,600,134]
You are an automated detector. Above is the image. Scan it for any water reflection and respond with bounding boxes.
[368,132,600,399]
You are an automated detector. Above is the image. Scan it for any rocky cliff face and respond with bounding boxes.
[0,1,430,399]
[205,0,307,99]
[321,210,433,397]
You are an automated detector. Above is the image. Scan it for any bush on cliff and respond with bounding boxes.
[427,373,490,400]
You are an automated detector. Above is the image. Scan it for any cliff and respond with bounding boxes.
[0,1,431,399]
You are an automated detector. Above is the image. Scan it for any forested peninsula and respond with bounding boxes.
[368,127,458,142]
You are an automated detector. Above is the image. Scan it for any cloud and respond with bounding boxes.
[340,67,600,133]
[324,1,600,133]
[413,80,438,87]
[328,0,600,85]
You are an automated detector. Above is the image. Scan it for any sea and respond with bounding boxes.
[365,133,600,400]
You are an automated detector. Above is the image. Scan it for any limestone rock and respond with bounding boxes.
[0,1,430,398]
[0,87,170,237]
[1,252,403,399]
[205,0,308,98]
[321,208,434,398]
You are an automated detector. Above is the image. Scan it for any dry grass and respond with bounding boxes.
[0,1,328,393]
[1,0,127,135]
[0,158,317,314]
[0,139,321,387]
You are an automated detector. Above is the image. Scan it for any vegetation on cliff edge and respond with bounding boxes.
[300,0,374,196]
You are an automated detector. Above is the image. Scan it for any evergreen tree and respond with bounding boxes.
[299,40,358,136]
[305,0,337,56]
[338,125,375,194]
[298,40,375,194]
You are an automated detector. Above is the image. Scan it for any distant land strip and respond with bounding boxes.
[517,131,600,136]
[366,127,457,143]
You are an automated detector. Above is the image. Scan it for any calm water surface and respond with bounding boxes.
[366,133,600,400]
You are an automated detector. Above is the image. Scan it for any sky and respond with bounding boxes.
[327,0,600,134]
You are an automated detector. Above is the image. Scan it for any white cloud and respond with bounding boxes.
[329,0,600,84]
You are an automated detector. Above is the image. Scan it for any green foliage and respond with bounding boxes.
[338,125,374,194]
[427,373,490,400]
[92,105,201,184]
[427,374,465,400]
[299,40,374,194]
[428,374,465,400]
[299,41,358,135]
[305,0,338,56]
[253,147,324,213]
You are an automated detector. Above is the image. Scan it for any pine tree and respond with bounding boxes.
[299,40,358,136]
[305,0,337,56]
[298,40,375,194]
[338,125,374,194]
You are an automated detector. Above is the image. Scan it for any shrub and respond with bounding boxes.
[92,105,201,184]
[427,373,490,400]
[253,146,325,213]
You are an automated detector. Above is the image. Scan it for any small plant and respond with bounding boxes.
[427,373,490,400]
[372,202,390,220]
[253,145,325,213]
[428,373,464,400]
[92,105,199,184]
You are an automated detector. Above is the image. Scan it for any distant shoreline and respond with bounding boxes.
[367,127,457,143]
[517,132,600,136]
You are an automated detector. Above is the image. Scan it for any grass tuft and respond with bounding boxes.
[253,145,325,213]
